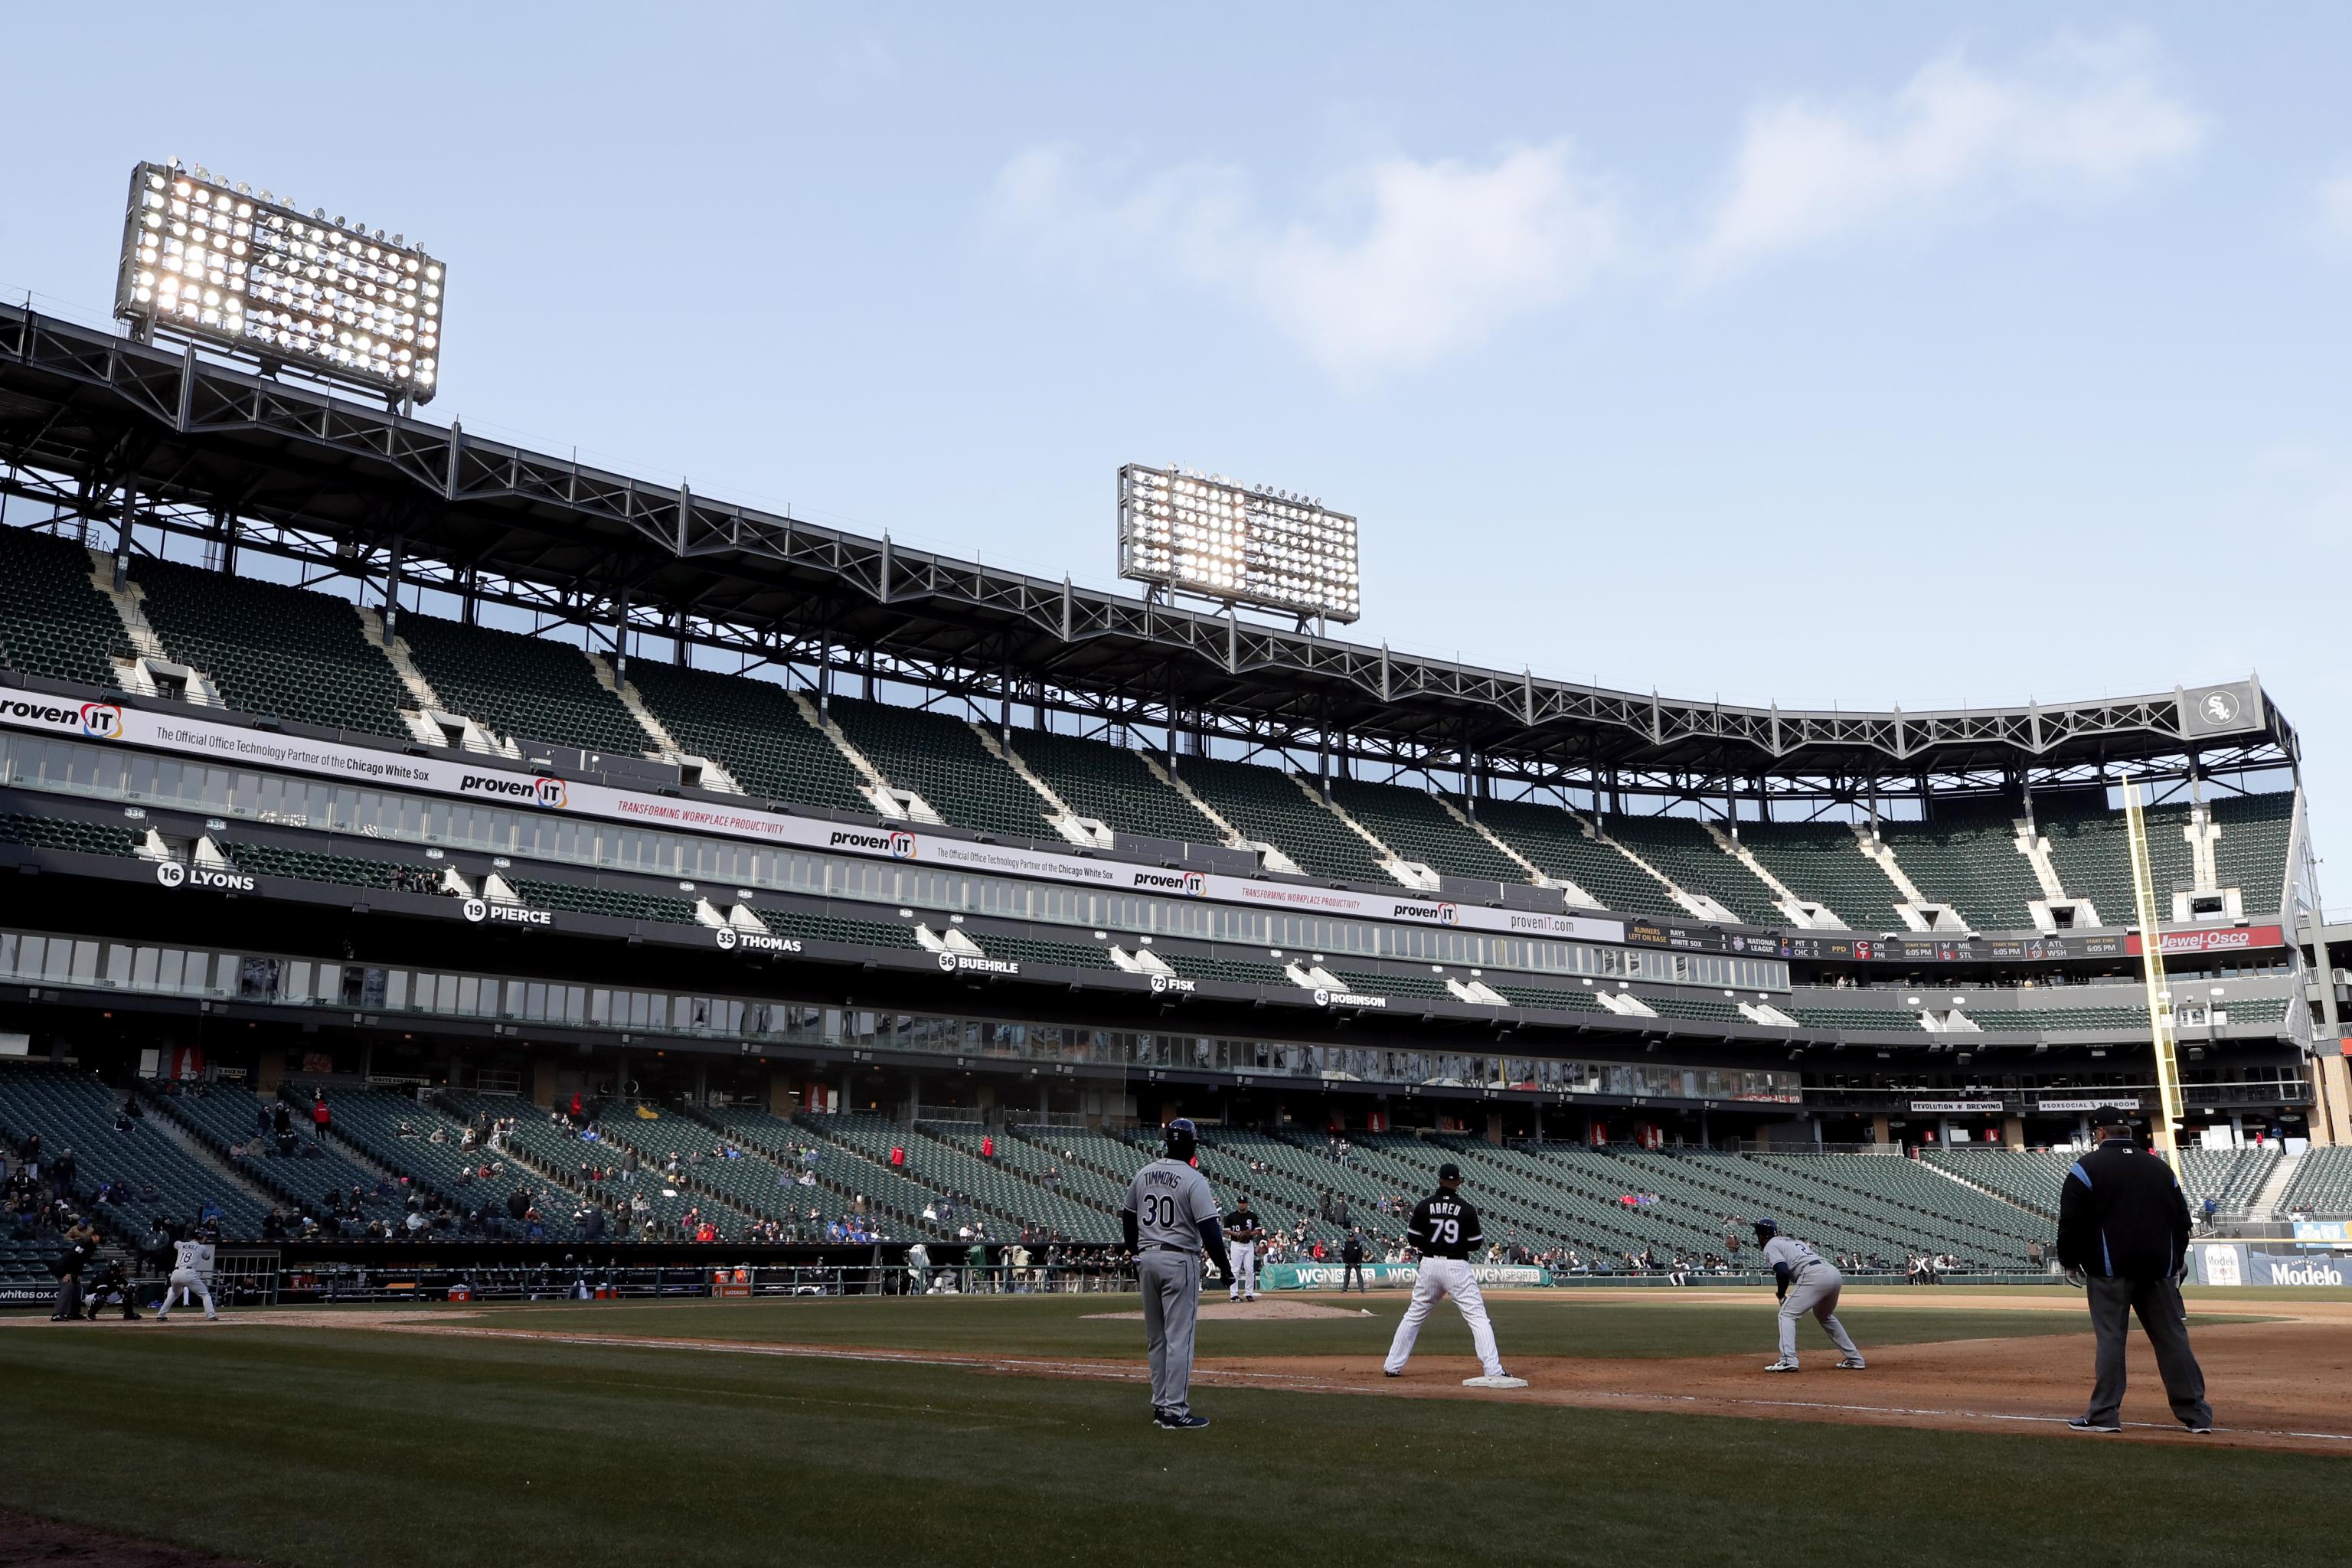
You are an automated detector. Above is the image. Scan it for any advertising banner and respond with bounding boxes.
[2293,1220,2352,1246]
[1909,1099,2004,1113]
[0,692,1622,947]
[2035,1096,2142,1114]
[1262,1262,1550,1292]
[2194,1243,2352,1287]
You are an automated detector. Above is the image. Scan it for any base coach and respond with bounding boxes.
[2055,1118,2212,1433]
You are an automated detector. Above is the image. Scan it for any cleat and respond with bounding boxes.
[1834,1357,1867,1370]
[1763,1359,1799,1373]
[2067,1417,2122,1433]
[1383,1368,1401,1377]
[1463,1374,1528,1389]
[2184,1424,2213,1434]
[1155,1410,1210,1430]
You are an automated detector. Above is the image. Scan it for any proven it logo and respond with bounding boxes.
[1132,869,1205,897]
[1392,900,1458,926]
[80,703,123,740]
[459,773,567,808]
[827,828,919,860]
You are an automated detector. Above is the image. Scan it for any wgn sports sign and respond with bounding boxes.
[1263,1263,1550,1292]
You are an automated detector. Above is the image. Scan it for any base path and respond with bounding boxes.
[1214,1315,2352,1454]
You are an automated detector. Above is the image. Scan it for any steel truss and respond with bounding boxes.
[0,303,2298,815]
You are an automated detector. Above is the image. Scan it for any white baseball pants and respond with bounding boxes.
[156,1269,216,1320]
[1227,1242,1257,1298]
[1383,1258,1502,1377]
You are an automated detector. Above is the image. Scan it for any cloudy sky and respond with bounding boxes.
[4,5,2346,887]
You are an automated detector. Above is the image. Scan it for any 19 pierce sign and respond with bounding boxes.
[114,160,446,406]
[1118,464,1360,624]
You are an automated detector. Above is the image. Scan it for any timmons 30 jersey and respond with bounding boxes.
[1762,1235,1828,1276]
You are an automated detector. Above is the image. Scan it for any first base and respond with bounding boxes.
[1462,1374,1529,1389]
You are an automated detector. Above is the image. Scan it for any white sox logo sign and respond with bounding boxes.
[2201,691,2240,725]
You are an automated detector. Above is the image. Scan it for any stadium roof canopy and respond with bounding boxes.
[0,303,2297,799]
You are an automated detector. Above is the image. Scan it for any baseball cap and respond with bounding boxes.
[1437,1162,1462,1182]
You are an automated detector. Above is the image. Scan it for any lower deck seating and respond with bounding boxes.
[144,1083,393,1227]
[2281,1148,2352,1214]
[0,1067,268,1242]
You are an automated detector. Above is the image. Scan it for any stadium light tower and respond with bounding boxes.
[1117,464,1361,629]
[114,159,446,413]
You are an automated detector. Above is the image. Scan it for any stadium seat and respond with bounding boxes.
[396,612,652,757]
[1006,730,1223,846]
[1595,815,1781,926]
[1874,801,2044,932]
[1736,822,1909,930]
[1171,756,1391,883]
[0,528,129,690]
[624,662,871,812]
[1325,778,1527,884]
[828,697,1056,841]
[1469,798,1674,914]
[0,1066,269,1243]
[131,559,412,737]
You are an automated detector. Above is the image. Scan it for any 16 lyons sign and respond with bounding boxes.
[1263,1262,1550,1292]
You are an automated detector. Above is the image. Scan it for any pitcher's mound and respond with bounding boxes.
[1086,1300,1370,1321]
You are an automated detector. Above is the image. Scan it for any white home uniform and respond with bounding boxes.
[1225,1204,1263,1301]
[1383,1180,1514,1384]
[156,1238,218,1321]
[1765,1233,1860,1367]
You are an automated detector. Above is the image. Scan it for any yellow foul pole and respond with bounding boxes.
[2122,781,2186,1178]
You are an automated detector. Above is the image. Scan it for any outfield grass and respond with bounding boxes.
[469,1292,2141,1360]
[0,1321,2339,1568]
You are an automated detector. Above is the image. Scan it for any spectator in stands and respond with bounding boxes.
[311,1093,332,1143]
[261,1207,287,1241]
[48,1147,75,1200]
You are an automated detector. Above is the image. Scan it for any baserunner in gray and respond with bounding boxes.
[1754,1217,1864,1372]
[1121,1118,1232,1430]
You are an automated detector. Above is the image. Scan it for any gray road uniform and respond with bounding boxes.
[1764,1234,1860,1367]
[1122,1156,1226,1419]
[157,1238,217,1321]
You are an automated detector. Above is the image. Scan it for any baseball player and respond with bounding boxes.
[1755,1217,1862,1371]
[1225,1194,1264,1302]
[155,1228,220,1322]
[1383,1163,1523,1387]
[1121,1119,1231,1430]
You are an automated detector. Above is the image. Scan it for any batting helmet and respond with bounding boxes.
[1164,1117,1199,1162]
[1752,1216,1779,1248]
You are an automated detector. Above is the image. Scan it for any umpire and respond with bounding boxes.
[2055,1119,2212,1433]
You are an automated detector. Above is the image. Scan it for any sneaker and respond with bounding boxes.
[1763,1359,1799,1373]
[2067,1417,2122,1433]
[2184,1423,2213,1434]
[1155,1410,1210,1430]
[1834,1357,1867,1370]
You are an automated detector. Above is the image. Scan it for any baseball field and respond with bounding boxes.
[4,1286,2347,1567]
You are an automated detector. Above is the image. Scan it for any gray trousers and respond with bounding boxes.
[2084,1274,2209,1428]
[1779,1269,1860,1363]
[1137,1250,1200,1415]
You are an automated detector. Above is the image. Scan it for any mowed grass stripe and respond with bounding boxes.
[0,1326,2341,1568]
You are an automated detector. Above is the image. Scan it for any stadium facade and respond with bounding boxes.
[2,299,2347,1276]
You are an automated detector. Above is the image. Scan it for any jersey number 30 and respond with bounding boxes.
[1142,1194,1181,1230]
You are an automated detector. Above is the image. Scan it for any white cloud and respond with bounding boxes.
[985,142,1623,376]
[1692,36,2206,281]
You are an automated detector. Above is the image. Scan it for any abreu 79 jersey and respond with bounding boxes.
[1409,1193,1482,1260]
